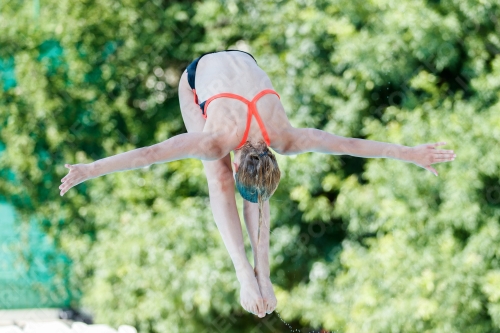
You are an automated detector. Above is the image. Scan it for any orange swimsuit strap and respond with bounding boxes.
[202,89,280,150]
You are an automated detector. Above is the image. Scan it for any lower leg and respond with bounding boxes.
[243,199,277,314]
[204,171,250,275]
[243,200,271,275]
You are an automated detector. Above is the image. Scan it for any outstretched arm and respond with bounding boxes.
[59,132,228,196]
[279,127,456,176]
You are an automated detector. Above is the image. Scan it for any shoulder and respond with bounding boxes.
[270,125,298,155]
[264,100,299,155]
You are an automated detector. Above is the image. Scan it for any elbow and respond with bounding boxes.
[142,146,158,166]
[344,137,359,156]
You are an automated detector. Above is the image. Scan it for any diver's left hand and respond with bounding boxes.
[59,163,94,196]
[408,142,456,177]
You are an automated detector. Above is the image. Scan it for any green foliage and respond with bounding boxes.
[1,0,500,332]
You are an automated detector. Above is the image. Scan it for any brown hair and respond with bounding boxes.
[235,141,281,245]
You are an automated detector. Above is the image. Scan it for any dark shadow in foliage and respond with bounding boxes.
[271,186,346,290]
[478,174,500,209]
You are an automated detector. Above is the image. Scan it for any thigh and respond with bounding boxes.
[203,152,233,178]
[178,70,206,133]
[179,70,234,176]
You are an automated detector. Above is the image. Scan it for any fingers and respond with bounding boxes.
[436,149,454,154]
[60,182,72,196]
[61,164,82,195]
[433,157,455,162]
[425,165,438,177]
[432,153,455,163]
[59,176,73,188]
[62,165,72,182]
[61,174,74,183]
[62,164,74,183]
[428,142,447,148]
[60,177,79,196]
[433,152,455,156]
[60,176,74,187]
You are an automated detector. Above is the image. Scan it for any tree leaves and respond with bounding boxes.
[2,0,500,332]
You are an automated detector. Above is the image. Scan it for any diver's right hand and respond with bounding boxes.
[59,163,94,196]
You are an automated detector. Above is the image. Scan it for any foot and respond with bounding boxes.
[237,268,266,318]
[254,267,277,315]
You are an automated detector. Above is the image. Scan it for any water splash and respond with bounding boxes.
[274,311,338,333]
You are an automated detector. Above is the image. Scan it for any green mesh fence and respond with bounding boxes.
[0,41,72,309]
[0,201,72,309]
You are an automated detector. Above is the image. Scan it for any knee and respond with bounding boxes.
[206,166,235,192]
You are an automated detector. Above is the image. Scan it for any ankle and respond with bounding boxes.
[253,266,270,278]
[252,248,268,264]
[234,262,256,282]
[253,256,269,273]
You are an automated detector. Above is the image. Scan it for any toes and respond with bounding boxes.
[269,301,275,314]
[252,304,258,316]
[266,299,276,314]
[257,298,265,317]
[252,304,259,317]
[261,299,270,314]
[242,302,251,315]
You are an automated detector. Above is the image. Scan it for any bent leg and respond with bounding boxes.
[202,155,266,317]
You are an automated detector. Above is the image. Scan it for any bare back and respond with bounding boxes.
[193,51,293,153]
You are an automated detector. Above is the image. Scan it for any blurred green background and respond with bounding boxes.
[1,0,500,332]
